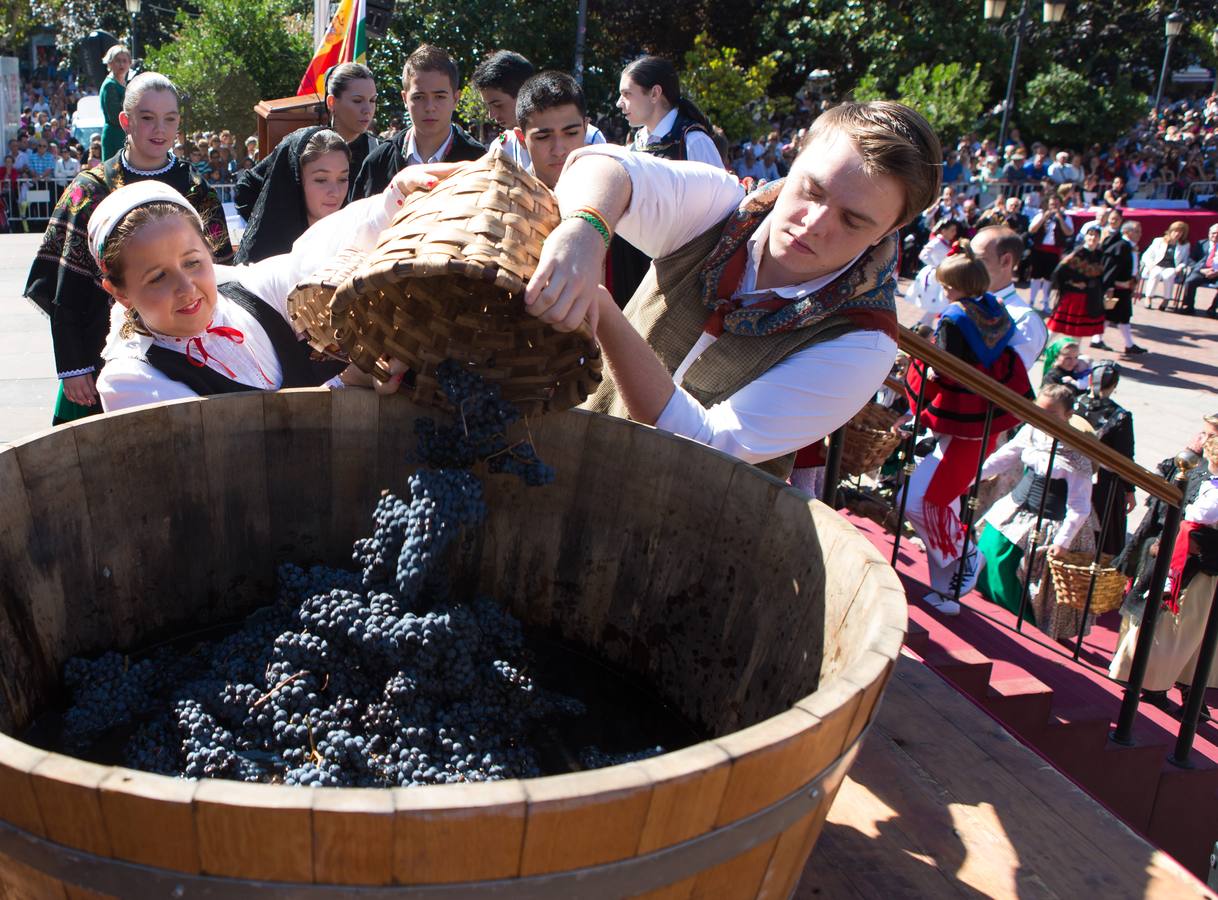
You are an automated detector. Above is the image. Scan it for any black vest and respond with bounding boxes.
[1012,469,1068,520]
[144,283,346,396]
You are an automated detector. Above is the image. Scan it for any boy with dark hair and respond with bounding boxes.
[351,43,484,198]
[512,71,605,188]
[471,50,535,130]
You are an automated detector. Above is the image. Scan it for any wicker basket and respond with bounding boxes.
[287,247,367,357]
[840,402,903,477]
[330,145,602,417]
[1048,550,1127,614]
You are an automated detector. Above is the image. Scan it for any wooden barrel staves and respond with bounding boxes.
[0,391,906,899]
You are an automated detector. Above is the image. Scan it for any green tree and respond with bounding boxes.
[147,0,312,134]
[681,32,783,142]
[872,62,990,145]
[368,0,576,126]
[1021,63,1146,148]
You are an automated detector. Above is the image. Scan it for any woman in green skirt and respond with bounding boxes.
[975,384,1097,641]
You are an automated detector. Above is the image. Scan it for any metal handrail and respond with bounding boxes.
[823,322,1205,761]
[897,327,1181,505]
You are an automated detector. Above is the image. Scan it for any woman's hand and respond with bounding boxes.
[62,372,98,407]
[524,218,609,335]
[1046,545,1066,559]
[373,358,409,396]
[387,163,462,207]
[1125,491,1137,513]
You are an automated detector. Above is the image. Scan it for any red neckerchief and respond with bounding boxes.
[185,323,273,386]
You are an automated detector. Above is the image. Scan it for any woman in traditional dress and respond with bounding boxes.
[236,63,379,221]
[903,241,1032,614]
[92,165,441,411]
[99,45,132,161]
[234,129,350,264]
[976,383,1096,641]
[24,72,232,425]
[1110,434,1218,721]
[1045,228,1105,339]
[1076,361,1136,555]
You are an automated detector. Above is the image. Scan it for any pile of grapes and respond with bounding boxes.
[55,362,656,787]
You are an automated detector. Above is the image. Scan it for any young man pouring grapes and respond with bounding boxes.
[523,101,942,476]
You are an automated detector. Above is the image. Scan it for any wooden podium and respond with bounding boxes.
[254,94,328,156]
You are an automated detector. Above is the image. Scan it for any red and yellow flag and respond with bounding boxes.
[297,0,367,97]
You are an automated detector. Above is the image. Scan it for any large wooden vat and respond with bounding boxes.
[0,390,906,899]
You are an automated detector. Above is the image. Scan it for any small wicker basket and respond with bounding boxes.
[840,402,903,478]
[287,247,367,357]
[1048,550,1127,614]
[331,145,602,417]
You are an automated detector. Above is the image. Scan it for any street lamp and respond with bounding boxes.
[1153,11,1186,113]
[984,0,1067,153]
[125,0,141,62]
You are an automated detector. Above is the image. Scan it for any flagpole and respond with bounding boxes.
[314,0,330,53]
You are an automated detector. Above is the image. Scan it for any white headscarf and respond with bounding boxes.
[87,181,204,270]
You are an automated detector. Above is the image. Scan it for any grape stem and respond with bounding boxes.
[252,670,311,710]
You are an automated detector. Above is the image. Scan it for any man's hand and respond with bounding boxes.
[1046,545,1066,559]
[524,217,608,335]
[1125,491,1137,514]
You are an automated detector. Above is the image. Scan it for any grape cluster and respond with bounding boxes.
[55,365,655,786]
[415,359,554,486]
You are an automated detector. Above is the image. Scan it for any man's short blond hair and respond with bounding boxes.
[804,101,942,228]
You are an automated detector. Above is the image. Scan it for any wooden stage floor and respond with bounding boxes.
[796,654,1213,899]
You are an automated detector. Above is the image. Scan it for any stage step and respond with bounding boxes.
[839,509,1218,878]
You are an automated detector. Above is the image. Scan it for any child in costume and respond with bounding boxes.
[902,240,1032,614]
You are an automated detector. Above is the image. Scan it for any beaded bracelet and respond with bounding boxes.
[563,206,612,248]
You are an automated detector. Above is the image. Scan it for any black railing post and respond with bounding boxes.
[821,427,846,509]
[890,371,929,566]
[1074,477,1120,661]
[1016,438,1060,633]
[1168,578,1218,767]
[1112,500,1186,746]
[951,402,997,605]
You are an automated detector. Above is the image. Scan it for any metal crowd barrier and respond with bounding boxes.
[3,179,239,230]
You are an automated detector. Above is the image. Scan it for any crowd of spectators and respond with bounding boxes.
[4,57,1218,236]
[2,68,264,230]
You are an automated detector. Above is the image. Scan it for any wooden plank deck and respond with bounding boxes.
[797,653,1214,900]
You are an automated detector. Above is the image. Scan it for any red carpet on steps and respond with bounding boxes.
[838,509,1218,878]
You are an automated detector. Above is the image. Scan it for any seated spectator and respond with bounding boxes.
[1103,175,1129,208]
[732,146,766,182]
[1048,150,1080,185]
[1081,173,1101,207]
[1023,146,1050,181]
[1181,222,1218,317]
[1140,219,1191,309]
